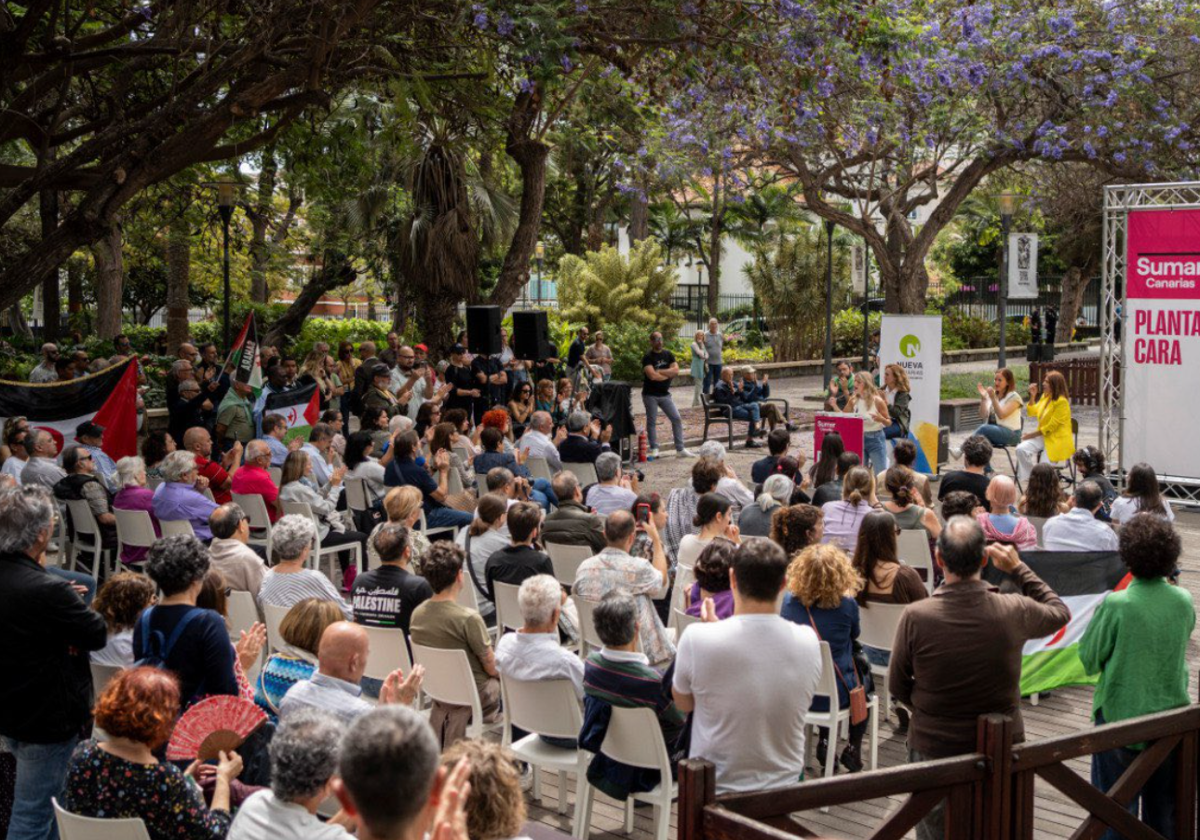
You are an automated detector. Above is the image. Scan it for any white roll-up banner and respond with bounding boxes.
[851,243,867,295]
[879,315,943,475]
[1008,232,1039,299]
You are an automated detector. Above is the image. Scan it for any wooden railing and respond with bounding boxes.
[679,703,1200,840]
[1030,357,1119,407]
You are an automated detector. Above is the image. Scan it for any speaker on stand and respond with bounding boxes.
[465,306,502,356]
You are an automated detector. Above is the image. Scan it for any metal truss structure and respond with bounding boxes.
[1101,181,1200,504]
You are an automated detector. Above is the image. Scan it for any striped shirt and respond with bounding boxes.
[258,568,351,619]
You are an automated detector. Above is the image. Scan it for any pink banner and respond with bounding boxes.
[1127,209,1200,301]
[814,413,864,465]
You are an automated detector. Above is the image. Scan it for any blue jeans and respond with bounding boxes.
[425,507,474,529]
[973,423,1022,447]
[1091,711,1177,840]
[883,420,905,440]
[2,735,79,840]
[863,430,888,473]
[703,363,723,394]
[47,568,95,605]
[529,478,557,512]
[731,403,760,436]
[642,394,685,453]
[862,644,890,668]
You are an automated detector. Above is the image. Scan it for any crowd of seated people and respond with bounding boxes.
[1,346,1195,840]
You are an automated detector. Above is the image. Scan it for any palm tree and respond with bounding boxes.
[727,184,809,249]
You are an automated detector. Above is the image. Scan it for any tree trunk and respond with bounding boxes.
[67,257,83,318]
[166,222,191,352]
[249,145,278,303]
[629,190,649,243]
[6,306,33,341]
[39,183,60,341]
[1057,265,1091,342]
[488,89,549,313]
[706,170,723,318]
[263,253,357,347]
[91,220,125,339]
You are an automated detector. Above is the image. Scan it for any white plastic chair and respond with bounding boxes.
[578,706,677,840]
[446,465,465,496]
[53,798,150,840]
[563,461,599,487]
[361,624,416,679]
[803,641,879,779]
[231,492,274,559]
[112,508,156,567]
[417,508,456,541]
[668,565,695,634]
[857,602,907,722]
[344,476,371,515]
[268,466,283,487]
[64,499,112,579]
[1027,516,1049,548]
[672,608,702,640]
[410,643,501,740]
[500,676,591,837]
[492,581,522,634]
[158,519,196,538]
[262,603,291,653]
[545,542,594,588]
[90,662,122,698]
[896,529,935,594]
[281,500,363,585]
[526,456,553,482]
[571,594,602,656]
[474,474,489,495]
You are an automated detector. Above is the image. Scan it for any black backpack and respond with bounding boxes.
[134,606,204,670]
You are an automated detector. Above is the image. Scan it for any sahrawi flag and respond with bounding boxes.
[263,381,321,445]
[0,357,140,459]
[225,312,263,397]
[988,550,1131,696]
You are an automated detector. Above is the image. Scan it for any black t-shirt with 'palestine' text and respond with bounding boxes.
[351,565,433,634]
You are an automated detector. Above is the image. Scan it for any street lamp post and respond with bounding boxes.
[822,219,836,390]
[217,182,236,354]
[998,191,1016,367]
[861,243,872,371]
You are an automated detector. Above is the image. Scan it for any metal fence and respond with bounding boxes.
[937,275,1103,325]
[671,285,757,331]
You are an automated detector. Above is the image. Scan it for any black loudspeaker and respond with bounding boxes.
[511,310,554,360]
[1025,344,1056,363]
[465,306,502,356]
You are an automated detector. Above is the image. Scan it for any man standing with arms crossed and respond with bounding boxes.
[641,331,693,459]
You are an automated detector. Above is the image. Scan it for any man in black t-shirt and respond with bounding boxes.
[484,501,555,602]
[937,434,993,509]
[641,331,693,459]
[352,523,433,633]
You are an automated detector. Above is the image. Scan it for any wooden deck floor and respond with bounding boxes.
[521,506,1200,840]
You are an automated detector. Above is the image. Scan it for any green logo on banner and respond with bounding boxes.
[900,334,921,358]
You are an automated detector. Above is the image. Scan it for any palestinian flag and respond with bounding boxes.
[262,381,320,445]
[224,312,263,398]
[0,358,140,460]
[987,550,1130,695]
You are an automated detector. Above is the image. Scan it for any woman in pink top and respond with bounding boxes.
[820,466,877,553]
[111,456,159,565]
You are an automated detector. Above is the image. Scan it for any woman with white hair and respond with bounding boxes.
[278,449,368,590]
[112,456,160,565]
[738,473,793,537]
[696,439,754,511]
[257,514,352,618]
[151,449,219,540]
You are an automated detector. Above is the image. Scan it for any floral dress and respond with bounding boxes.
[63,740,231,840]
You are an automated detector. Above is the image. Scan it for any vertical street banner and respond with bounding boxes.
[1007,232,1039,299]
[851,243,867,295]
[814,413,864,463]
[880,315,942,475]
[1123,209,1200,478]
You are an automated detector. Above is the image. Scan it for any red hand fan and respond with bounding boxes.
[166,696,267,761]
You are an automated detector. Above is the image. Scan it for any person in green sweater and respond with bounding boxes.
[1080,512,1195,840]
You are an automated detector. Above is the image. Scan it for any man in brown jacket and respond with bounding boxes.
[889,515,1070,840]
[541,472,606,555]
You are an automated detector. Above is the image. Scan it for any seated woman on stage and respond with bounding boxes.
[1016,370,1073,485]
[881,364,912,442]
[971,368,1024,448]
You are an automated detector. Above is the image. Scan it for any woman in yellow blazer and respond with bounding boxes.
[1016,370,1073,484]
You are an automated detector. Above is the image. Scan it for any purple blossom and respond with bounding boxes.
[497,12,515,36]
[471,3,486,29]
[1114,151,1127,163]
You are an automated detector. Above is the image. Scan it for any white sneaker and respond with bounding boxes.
[949,444,963,460]
[677,447,696,458]
[647,447,660,459]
